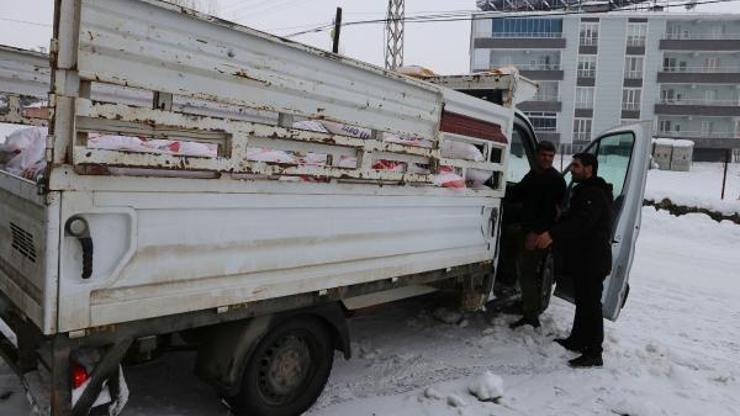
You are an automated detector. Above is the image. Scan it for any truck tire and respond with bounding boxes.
[228,316,334,416]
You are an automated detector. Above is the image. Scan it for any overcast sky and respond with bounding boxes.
[0,0,738,74]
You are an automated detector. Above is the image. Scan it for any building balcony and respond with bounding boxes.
[578,37,598,54]
[655,98,740,116]
[496,63,563,80]
[574,108,593,118]
[660,33,740,51]
[533,129,561,144]
[474,36,565,49]
[657,130,737,139]
[655,131,740,148]
[657,67,740,83]
[518,97,562,112]
[664,32,740,40]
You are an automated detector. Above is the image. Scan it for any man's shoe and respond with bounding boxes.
[554,338,584,353]
[509,317,540,329]
[567,353,603,368]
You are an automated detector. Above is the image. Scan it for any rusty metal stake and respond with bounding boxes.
[332,7,342,54]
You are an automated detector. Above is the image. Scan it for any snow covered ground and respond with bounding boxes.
[1,164,739,415]
[646,163,740,214]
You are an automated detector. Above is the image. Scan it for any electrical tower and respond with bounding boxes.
[384,0,405,70]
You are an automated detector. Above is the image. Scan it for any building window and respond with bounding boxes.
[661,88,684,104]
[622,88,641,111]
[491,17,563,38]
[624,56,644,79]
[704,89,718,104]
[577,55,597,78]
[533,81,559,101]
[704,57,720,72]
[663,57,676,72]
[524,111,557,132]
[627,23,647,47]
[659,120,672,133]
[663,57,687,73]
[700,120,715,136]
[573,118,592,142]
[666,24,684,39]
[575,87,594,109]
[580,22,599,46]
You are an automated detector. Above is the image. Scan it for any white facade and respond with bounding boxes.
[471,12,740,160]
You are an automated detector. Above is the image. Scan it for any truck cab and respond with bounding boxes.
[427,74,650,321]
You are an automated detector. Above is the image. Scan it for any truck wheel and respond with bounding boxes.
[228,316,334,416]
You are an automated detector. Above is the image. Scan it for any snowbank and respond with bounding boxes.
[645,162,740,214]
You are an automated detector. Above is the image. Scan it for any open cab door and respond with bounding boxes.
[554,122,651,321]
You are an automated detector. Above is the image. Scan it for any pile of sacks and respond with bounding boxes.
[1,121,494,189]
[0,127,220,180]
[290,120,493,189]
[0,127,47,179]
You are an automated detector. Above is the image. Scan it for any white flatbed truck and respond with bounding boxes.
[0,1,650,415]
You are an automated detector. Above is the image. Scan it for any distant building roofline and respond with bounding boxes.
[471,11,740,20]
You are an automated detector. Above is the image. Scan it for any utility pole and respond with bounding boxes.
[384,0,405,70]
[332,7,342,53]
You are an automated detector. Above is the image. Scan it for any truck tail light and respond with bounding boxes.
[72,363,89,389]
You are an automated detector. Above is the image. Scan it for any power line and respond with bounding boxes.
[0,17,52,28]
[284,0,740,38]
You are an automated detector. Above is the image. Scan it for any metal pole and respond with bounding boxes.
[560,145,564,171]
[721,148,729,200]
[332,7,342,54]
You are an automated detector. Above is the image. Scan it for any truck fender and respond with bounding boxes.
[194,302,350,396]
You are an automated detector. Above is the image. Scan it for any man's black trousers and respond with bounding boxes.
[569,272,607,355]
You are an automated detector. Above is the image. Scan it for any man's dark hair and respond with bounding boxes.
[536,140,557,154]
[573,152,599,175]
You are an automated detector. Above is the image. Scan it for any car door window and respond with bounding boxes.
[507,125,531,183]
[595,132,634,197]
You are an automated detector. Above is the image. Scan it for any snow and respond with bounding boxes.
[646,162,740,214]
[672,139,695,148]
[468,371,504,402]
[653,138,694,148]
[1,166,740,416]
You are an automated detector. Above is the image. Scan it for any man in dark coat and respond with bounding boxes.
[507,141,566,329]
[535,152,614,367]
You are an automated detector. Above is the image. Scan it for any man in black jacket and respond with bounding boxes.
[535,152,614,368]
[506,141,566,329]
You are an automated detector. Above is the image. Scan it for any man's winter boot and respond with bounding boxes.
[567,353,603,368]
[554,338,584,353]
[509,317,540,329]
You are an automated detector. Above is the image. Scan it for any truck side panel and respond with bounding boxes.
[75,0,442,140]
[56,189,498,331]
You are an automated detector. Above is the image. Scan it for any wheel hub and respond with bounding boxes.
[260,335,311,400]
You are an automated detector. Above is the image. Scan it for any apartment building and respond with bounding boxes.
[470,12,740,160]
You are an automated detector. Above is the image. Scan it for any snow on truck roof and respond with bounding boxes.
[654,138,695,147]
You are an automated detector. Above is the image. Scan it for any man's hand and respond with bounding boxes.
[524,232,538,251]
[535,231,553,249]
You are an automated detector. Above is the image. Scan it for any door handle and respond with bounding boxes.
[65,216,93,280]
